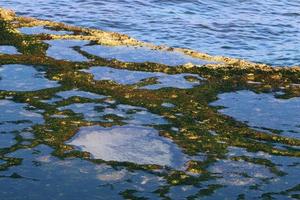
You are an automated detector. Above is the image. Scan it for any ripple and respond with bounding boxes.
[2,0,299,65]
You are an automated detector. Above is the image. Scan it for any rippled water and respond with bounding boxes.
[1,0,300,66]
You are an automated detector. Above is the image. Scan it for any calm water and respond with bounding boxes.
[1,0,300,66]
[1,2,300,200]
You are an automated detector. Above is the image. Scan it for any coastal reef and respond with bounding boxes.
[0,8,299,199]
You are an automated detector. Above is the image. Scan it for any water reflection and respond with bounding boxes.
[45,89,107,104]
[45,40,89,62]
[83,66,203,89]
[0,64,59,91]
[0,45,19,55]
[59,102,168,125]
[211,90,300,139]
[68,125,185,168]
[0,100,44,133]
[204,146,300,199]
[0,9,300,199]
[82,45,212,66]
[0,144,165,200]
[18,26,72,35]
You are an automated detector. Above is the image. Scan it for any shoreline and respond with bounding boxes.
[1,7,299,72]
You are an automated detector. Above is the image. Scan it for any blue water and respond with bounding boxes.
[1,2,300,200]
[1,0,300,66]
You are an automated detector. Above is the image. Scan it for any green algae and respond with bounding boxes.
[0,8,300,199]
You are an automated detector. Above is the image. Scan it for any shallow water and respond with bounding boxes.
[1,0,300,66]
[68,125,186,168]
[18,26,73,35]
[45,40,90,62]
[211,90,300,139]
[0,64,59,91]
[82,45,212,66]
[1,3,300,200]
[0,45,19,54]
[0,100,44,133]
[83,66,203,89]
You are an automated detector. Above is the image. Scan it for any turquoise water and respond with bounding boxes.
[1,0,300,66]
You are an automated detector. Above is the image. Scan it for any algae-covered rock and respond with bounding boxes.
[0,8,15,21]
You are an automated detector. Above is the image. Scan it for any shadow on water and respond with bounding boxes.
[0,12,300,200]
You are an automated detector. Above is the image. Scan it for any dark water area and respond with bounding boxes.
[1,0,300,66]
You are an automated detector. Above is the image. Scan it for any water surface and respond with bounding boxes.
[0,64,59,91]
[1,0,300,66]
[1,2,300,200]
